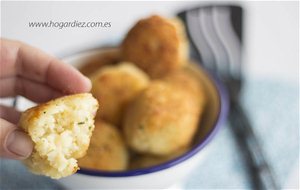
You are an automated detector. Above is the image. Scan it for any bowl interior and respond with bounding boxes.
[63,47,226,177]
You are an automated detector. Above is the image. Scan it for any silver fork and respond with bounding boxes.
[178,5,279,190]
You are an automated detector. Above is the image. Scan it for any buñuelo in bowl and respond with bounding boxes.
[58,47,228,189]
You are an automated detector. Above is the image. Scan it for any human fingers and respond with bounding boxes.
[0,118,33,159]
[0,76,62,102]
[0,38,91,96]
[0,105,21,124]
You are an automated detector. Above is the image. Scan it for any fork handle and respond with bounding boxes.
[229,101,279,190]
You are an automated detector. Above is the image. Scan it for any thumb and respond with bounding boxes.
[0,118,33,159]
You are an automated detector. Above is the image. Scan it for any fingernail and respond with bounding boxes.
[84,76,91,84]
[83,76,92,91]
[6,130,33,158]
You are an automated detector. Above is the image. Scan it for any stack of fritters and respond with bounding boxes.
[79,15,206,171]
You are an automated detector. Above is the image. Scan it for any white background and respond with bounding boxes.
[1,1,299,83]
[1,1,299,188]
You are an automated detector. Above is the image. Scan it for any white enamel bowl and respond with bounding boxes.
[58,48,228,189]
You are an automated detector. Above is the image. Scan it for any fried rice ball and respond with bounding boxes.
[90,62,149,126]
[130,147,189,169]
[121,15,189,78]
[78,120,128,171]
[123,81,202,155]
[162,68,206,108]
[20,93,99,179]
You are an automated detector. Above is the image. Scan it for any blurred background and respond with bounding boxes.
[1,1,299,189]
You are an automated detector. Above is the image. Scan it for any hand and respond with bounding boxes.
[0,38,91,159]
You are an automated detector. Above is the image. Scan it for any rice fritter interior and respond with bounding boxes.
[20,93,98,179]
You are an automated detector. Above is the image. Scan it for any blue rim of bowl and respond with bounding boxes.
[72,51,229,177]
[12,47,229,177]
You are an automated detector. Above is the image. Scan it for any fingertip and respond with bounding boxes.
[5,130,33,159]
[64,74,91,95]
[69,70,92,94]
[82,75,92,92]
[48,60,92,95]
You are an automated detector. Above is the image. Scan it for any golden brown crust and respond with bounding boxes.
[123,81,201,155]
[121,15,189,78]
[162,68,206,110]
[129,147,189,169]
[78,120,128,171]
[90,62,149,126]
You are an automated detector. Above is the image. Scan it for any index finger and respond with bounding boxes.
[0,38,91,95]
